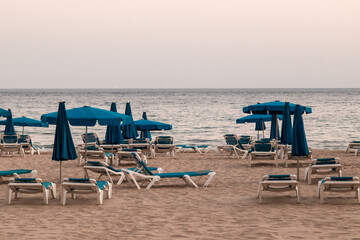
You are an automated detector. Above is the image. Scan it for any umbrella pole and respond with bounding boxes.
[85,126,88,163]
[262,120,265,139]
[22,126,24,135]
[257,131,259,140]
[297,157,300,182]
[60,161,62,183]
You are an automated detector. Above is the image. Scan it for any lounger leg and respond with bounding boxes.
[43,189,49,205]
[51,184,57,199]
[78,154,83,166]
[105,171,113,184]
[146,177,160,189]
[319,186,325,204]
[204,172,216,187]
[62,188,67,205]
[296,185,301,203]
[184,175,198,188]
[84,169,89,178]
[357,188,360,203]
[97,189,104,205]
[6,186,12,205]
[107,183,112,199]
[15,191,20,199]
[258,187,263,204]
[242,151,248,159]
[117,174,125,185]
[128,173,141,189]
[308,171,312,185]
[248,156,252,168]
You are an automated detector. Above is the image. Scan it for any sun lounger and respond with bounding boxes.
[127,142,154,158]
[176,145,210,154]
[282,146,312,167]
[81,133,102,145]
[318,176,360,204]
[346,141,360,153]
[216,134,249,159]
[248,141,277,167]
[83,161,163,185]
[257,174,300,204]
[113,149,143,166]
[6,178,56,205]
[0,134,20,144]
[18,135,40,155]
[77,145,111,166]
[61,178,112,205]
[121,152,216,189]
[153,136,176,157]
[304,157,342,184]
[0,169,37,183]
[0,143,25,157]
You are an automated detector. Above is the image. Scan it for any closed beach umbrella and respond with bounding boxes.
[105,102,124,144]
[292,104,310,181]
[270,114,280,140]
[4,109,16,135]
[52,102,78,182]
[0,116,48,135]
[42,105,131,162]
[0,108,11,117]
[122,102,139,139]
[134,112,172,141]
[281,102,292,145]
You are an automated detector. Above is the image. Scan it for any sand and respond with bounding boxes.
[1,149,360,239]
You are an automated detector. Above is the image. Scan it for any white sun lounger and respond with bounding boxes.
[318,176,360,204]
[121,153,216,189]
[248,142,277,167]
[83,161,163,185]
[304,157,342,184]
[0,169,37,183]
[257,174,300,204]
[346,141,360,154]
[77,145,111,166]
[61,178,112,205]
[6,178,56,205]
[216,134,249,159]
[0,144,25,157]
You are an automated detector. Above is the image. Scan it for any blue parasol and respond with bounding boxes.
[105,102,124,144]
[4,109,16,135]
[122,102,139,139]
[0,116,48,135]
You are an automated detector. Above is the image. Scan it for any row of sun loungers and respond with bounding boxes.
[3,151,216,205]
[0,134,40,157]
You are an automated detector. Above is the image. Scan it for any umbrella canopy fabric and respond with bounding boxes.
[243,100,312,115]
[281,102,293,145]
[0,116,48,127]
[0,108,11,117]
[292,104,309,157]
[236,114,283,124]
[41,106,131,126]
[52,102,78,161]
[122,102,139,139]
[135,112,173,141]
[270,114,280,139]
[4,109,16,135]
[105,102,124,144]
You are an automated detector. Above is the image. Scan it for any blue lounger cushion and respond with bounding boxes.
[154,170,212,178]
[14,178,52,188]
[0,169,32,176]
[67,178,109,190]
[330,177,354,181]
[352,141,360,143]
[268,175,292,181]
[317,158,336,161]
[122,149,139,152]
[315,161,336,165]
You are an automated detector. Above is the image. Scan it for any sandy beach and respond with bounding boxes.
[0,149,359,239]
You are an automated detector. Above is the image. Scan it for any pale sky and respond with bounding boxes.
[0,0,359,88]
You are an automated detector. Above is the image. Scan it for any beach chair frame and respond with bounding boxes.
[318,177,360,204]
[304,158,343,184]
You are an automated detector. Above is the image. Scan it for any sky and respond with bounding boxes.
[0,0,359,88]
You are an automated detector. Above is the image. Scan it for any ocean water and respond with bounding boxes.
[0,88,359,150]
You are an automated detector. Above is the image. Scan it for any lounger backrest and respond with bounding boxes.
[82,133,100,145]
[12,178,41,183]
[266,175,292,181]
[253,143,274,152]
[3,135,19,144]
[131,153,154,176]
[313,157,339,165]
[224,134,238,146]
[236,140,246,150]
[155,136,173,144]
[239,137,251,144]
[132,138,150,143]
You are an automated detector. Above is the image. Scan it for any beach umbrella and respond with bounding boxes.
[42,105,131,162]
[105,102,124,144]
[4,109,16,135]
[0,116,48,135]
[292,104,310,181]
[134,112,172,141]
[122,102,139,139]
[51,102,77,183]
[243,100,311,141]
[236,114,283,139]
[280,102,292,145]
[270,114,280,140]
[0,108,11,117]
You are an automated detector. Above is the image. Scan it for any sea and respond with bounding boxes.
[0,88,359,150]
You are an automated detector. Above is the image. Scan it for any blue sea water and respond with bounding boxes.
[0,88,359,150]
